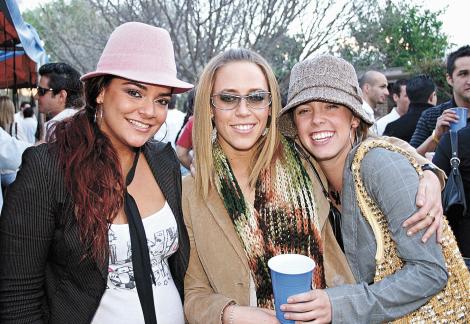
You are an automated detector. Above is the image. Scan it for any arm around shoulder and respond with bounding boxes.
[327,149,447,323]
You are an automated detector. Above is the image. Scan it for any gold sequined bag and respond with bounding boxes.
[352,139,470,323]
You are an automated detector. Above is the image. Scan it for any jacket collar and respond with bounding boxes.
[143,142,180,217]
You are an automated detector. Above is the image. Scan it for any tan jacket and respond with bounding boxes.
[182,158,355,324]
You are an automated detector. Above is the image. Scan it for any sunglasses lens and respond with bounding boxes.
[36,87,47,96]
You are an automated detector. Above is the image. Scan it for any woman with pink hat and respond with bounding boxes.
[0,22,192,324]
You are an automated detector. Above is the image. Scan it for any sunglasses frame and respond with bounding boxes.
[210,91,272,111]
[36,86,55,97]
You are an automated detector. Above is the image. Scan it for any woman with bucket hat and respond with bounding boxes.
[182,48,445,324]
[278,55,469,323]
[0,22,192,324]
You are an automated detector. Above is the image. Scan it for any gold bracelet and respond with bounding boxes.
[431,130,440,144]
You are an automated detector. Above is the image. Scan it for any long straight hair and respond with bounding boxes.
[194,48,282,198]
[0,96,15,130]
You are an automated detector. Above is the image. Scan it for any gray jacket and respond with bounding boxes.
[325,147,448,323]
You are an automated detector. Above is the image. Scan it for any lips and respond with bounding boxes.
[310,131,334,143]
[127,118,151,130]
[231,123,256,132]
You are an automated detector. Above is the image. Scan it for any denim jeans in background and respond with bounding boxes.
[0,172,17,214]
[0,177,3,214]
[464,258,470,271]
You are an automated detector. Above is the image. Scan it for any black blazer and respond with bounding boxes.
[383,103,434,143]
[0,140,189,324]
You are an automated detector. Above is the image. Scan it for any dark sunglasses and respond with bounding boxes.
[36,86,54,96]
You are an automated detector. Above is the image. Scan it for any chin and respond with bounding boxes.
[126,136,153,148]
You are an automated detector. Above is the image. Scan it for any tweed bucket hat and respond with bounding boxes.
[81,22,193,94]
[278,55,374,137]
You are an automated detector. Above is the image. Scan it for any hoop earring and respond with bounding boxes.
[211,127,217,144]
[94,106,103,124]
[349,127,354,147]
[351,127,363,147]
[154,121,168,142]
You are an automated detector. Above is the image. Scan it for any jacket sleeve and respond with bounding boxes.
[0,147,55,323]
[182,185,236,324]
[0,127,31,170]
[326,149,448,323]
[381,135,446,188]
[410,110,432,148]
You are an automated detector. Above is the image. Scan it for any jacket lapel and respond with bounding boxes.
[204,187,250,272]
[143,143,179,215]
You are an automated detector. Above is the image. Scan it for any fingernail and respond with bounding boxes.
[280,305,286,311]
[287,297,293,303]
[284,314,290,319]
[407,231,412,236]
[402,223,407,228]
[422,238,427,243]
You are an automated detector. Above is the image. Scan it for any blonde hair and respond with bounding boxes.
[0,96,15,130]
[194,48,282,198]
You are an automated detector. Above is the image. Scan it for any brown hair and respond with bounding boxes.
[0,96,15,131]
[51,76,124,264]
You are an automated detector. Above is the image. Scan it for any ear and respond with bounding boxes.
[58,90,68,105]
[446,73,453,87]
[392,93,399,103]
[351,116,360,129]
[97,90,105,105]
[429,91,437,105]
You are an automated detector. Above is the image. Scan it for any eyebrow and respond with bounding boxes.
[217,88,269,93]
[122,81,172,97]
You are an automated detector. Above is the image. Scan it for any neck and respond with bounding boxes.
[454,93,470,109]
[223,145,256,181]
[219,141,258,202]
[113,143,138,179]
[48,106,66,118]
[319,161,344,197]
[365,98,376,110]
[395,106,406,116]
[316,136,354,199]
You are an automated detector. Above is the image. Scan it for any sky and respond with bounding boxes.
[17,0,468,50]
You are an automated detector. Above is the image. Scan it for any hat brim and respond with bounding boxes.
[80,70,193,94]
[278,86,374,138]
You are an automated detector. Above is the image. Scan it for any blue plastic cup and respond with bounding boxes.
[268,254,315,324]
[450,107,468,132]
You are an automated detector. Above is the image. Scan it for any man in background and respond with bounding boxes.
[384,75,437,142]
[359,70,390,122]
[375,79,409,135]
[410,45,470,155]
[35,63,83,139]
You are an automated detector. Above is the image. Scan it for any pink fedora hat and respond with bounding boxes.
[81,22,193,94]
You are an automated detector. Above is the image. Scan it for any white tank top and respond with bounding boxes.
[92,202,184,324]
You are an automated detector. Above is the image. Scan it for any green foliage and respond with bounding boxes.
[254,33,304,100]
[23,0,113,74]
[339,1,449,71]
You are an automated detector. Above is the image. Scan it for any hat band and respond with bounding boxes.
[288,74,362,103]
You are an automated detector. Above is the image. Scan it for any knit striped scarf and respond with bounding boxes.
[213,136,326,308]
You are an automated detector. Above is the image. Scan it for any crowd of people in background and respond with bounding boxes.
[0,19,469,323]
